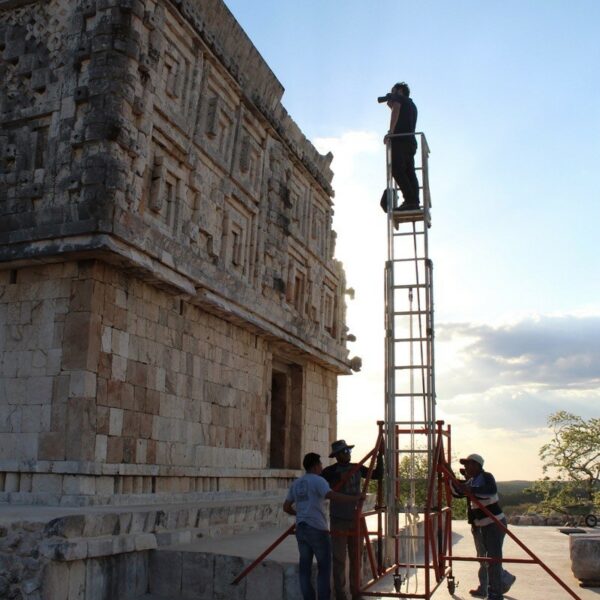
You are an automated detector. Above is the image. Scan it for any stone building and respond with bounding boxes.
[0,0,355,596]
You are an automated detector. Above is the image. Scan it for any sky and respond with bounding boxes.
[226,0,600,480]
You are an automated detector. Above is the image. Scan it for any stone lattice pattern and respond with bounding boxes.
[0,0,351,504]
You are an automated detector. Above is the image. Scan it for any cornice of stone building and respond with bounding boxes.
[172,0,335,197]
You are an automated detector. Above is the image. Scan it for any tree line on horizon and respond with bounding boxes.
[386,412,599,522]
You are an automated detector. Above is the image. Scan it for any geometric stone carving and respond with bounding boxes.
[286,255,308,316]
[205,97,220,139]
[0,0,350,514]
[310,198,328,258]
[322,279,338,337]
[222,196,256,282]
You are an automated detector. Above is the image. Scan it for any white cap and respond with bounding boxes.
[459,453,484,467]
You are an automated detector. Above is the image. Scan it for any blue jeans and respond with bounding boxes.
[295,522,331,600]
[472,519,507,599]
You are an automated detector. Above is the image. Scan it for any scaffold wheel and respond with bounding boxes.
[447,575,456,595]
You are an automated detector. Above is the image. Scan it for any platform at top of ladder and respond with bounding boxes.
[389,204,431,227]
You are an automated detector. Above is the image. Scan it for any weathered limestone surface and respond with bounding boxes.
[0,493,289,599]
[0,0,348,366]
[0,1,355,596]
[0,261,338,502]
[570,534,600,586]
[0,0,351,501]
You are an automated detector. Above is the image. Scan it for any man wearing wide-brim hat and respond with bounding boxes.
[322,440,383,600]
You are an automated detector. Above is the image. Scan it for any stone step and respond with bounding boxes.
[1,494,287,565]
[141,524,400,600]
[146,550,302,600]
[135,596,175,600]
[1,497,289,600]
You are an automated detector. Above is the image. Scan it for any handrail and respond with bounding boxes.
[385,131,430,153]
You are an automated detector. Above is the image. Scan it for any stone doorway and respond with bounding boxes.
[269,361,303,469]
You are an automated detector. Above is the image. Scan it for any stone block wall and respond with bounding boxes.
[0,260,340,502]
[0,0,354,504]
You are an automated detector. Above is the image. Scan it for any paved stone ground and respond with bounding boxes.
[185,519,600,599]
[442,520,599,600]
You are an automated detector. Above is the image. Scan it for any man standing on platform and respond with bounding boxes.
[322,440,383,600]
[381,82,420,212]
[284,452,362,600]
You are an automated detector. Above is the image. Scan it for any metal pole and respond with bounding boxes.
[384,135,398,560]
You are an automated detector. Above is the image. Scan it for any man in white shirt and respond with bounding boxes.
[284,452,362,600]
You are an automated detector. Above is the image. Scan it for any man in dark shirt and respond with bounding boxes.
[384,82,420,211]
[322,439,383,600]
[450,454,516,599]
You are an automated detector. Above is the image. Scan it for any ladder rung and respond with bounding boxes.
[394,393,429,397]
[390,257,429,263]
[394,365,430,370]
[393,284,428,289]
[392,231,425,237]
[393,310,429,316]
[393,337,430,342]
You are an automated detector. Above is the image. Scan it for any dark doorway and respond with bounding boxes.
[269,361,303,469]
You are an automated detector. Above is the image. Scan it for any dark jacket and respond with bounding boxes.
[322,455,383,521]
[450,470,505,526]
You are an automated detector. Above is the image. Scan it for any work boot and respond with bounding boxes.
[502,573,516,593]
[469,589,486,598]
[395,201,421,211]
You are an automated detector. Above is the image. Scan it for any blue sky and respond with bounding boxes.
[226,1,600,479]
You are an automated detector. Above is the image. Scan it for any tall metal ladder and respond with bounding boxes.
[383,132,435,587]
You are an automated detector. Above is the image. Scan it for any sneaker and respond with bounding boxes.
[469,590,486,598]
[502,573,516,593]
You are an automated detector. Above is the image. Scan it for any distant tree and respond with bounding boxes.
[527,412,600,515]
[392,454,467,519]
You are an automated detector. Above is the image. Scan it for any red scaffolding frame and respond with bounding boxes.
[233,421,583,600]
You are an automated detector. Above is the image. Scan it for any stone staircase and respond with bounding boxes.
[0,492,288,599]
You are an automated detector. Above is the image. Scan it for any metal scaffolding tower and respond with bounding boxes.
[233,129,585,600]
[383,132,435,574]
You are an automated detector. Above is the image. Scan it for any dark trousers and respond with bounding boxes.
[391,142,419,206]
[472,522,512,596]
[474,518,507,600]
[331,517,360,600]
[295,522,331,600]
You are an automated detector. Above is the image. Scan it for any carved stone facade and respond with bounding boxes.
[0,0,352,505]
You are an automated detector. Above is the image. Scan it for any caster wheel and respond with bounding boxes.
[447,576,457,595]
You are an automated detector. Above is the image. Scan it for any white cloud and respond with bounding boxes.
[437,315,600,395]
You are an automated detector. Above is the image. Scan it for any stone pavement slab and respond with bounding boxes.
[161,524,299,564]
[368,520,599,600]
[187,520,600,599]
